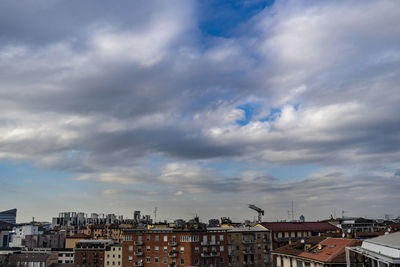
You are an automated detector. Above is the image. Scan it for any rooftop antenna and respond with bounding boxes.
[342,210,348,218]
[291,200,294,221]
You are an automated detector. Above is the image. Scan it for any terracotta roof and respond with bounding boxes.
[273,236,325,256]
[262,222,339,232]
[274,238,361,263]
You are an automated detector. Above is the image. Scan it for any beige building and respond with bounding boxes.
[227,225,272,267]
[105,243,122,267]
[65,233,91,249]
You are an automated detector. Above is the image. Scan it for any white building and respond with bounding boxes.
[9,225,42,247]
[346,232,400,267]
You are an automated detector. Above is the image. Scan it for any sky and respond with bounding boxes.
[0,0,400,223]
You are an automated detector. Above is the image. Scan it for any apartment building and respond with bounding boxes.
[261,222,339,249]
[122,227,229,267]
[272,237,361,267]
[105,243,122,267]
[226,225,272,267]
[74,239,113,267]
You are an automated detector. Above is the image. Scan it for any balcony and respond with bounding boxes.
[201,241,208,246]
[201,251,220,258]
[243,250,255,255]
[168,251,178,258]
[134,251,143,256]
[134,241,143,246]
[134,262,143,266]
[168,241,177,246]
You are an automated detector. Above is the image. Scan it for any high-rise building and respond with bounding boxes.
[0,209,16,225]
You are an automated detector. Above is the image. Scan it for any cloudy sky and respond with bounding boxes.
[1,0,400,223]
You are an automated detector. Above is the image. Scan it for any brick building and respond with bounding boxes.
[122,227,229,267]
[74,239,113,267]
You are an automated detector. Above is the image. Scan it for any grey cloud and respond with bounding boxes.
[0,0,400,220]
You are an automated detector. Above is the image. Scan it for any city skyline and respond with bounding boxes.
[1,0,400,222]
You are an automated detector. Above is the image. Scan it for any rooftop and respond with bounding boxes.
[363,232,400,250]
[273,237,361,263]
[262,222,339,232]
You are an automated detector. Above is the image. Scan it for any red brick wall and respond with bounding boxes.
[122,231,228,267]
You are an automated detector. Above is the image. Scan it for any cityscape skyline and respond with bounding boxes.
[1,0,400,222]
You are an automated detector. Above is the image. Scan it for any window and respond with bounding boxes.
[128,256,133,262]
[297,260,303,267]
[118,262,120,265]
[129,246,133,251]
[155,246,159,252]
[281,256,284,266]
[180,247,184,253]
[113,247,115,251]
[275,233,279,238]
[194,247,199,253]
[146,257,151,263]
[295,232,298,238]
[290,258,293,267]
[146,246,150,252]
[194,259,199,265]
[164,246,168,252]
[146,235,150,241]
[155,235,159,241]
[164,236,168,242]
[163,257,168,264]
[138,235,143,241]
[220,257,224,263]
[180,259,184,265]
[107,255,110,258]
[107,261,109,265]
[288,232,292,238]
[155,257,159,263]
[305,262,310,267]
[219,235,224,241]
[220,246,224,252]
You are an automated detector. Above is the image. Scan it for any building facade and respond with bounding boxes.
[227,225,272,267]
[74,239,113,267]
[122,228,229,267]
[261,222,340,250]
[105,243,122,267]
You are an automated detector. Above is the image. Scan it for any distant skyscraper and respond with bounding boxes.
[0,209,17,224]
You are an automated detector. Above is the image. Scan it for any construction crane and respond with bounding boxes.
[248,204,264,223]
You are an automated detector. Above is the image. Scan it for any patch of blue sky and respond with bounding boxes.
[260,107,281,122]
[0,161,84,195]
[236,103,256,126]
[198,0,275,37]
